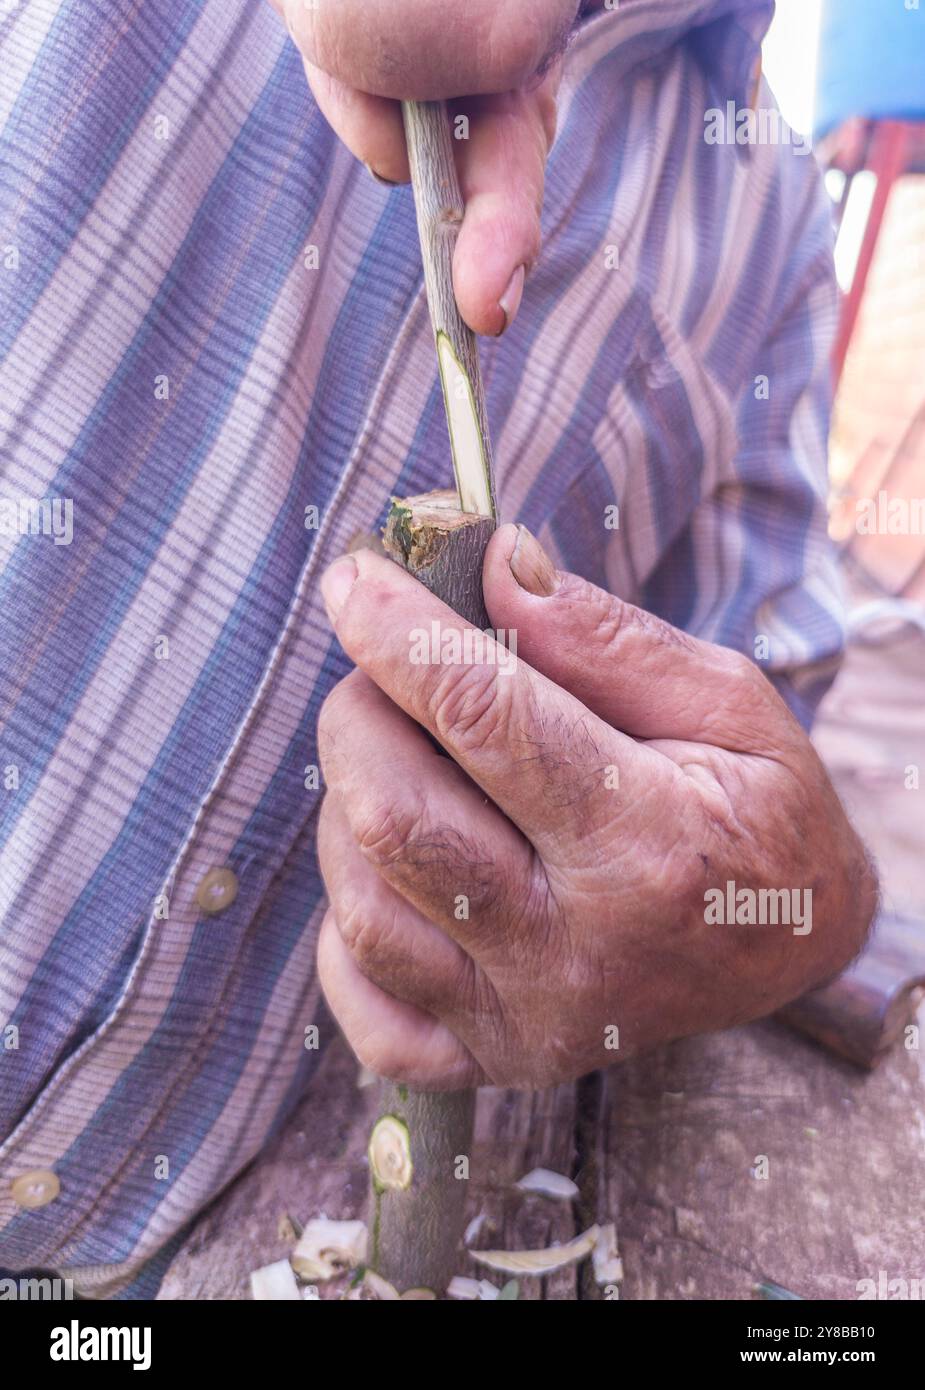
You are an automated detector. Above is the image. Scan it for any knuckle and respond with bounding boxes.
[584,588,631,654]
[352,794,428,872]
[430,660,510,757]
[315,688,339,757]
[282,1,320,63]
[724,646,764,690]
[489,2,575,90]
[666,848,705,905]
[351,1023,455,1089]
[722,650,775,720]
[568,577,701,660]
[336,890,392,969]
[465,22,543,92]
[452,953,484,1022]
[534,1023,586,1088]
[646,811,709,907]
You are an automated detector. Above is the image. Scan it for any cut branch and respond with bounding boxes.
[367,1090,476,1296]
[401,98,497,521]
[383,489,495,630]
[365,98,499,1297]
[367,488,497,1294]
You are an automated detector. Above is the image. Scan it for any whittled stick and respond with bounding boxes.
[365,100,499,1296]
[401,99,497,521]
[384,490,495,629]
[367,1091,477,1298]
[367,502,495,1295]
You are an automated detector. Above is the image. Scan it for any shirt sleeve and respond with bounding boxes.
[642,161,844,731]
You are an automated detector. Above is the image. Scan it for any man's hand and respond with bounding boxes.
[267,0,594,335]
[315,527,877,1090]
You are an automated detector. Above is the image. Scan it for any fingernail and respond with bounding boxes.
[365,162,398,187]
[320,554,358,622]
[510,525,558,596]
[497,264,526,334]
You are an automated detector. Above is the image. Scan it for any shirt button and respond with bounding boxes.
[10,1169,60,1209]
[195,866,239,915]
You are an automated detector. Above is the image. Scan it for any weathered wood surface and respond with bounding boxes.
[157,1050,582,1300]
[160,596,925,1300]
[470,1083,580,1300]
[579,1021,924,1300]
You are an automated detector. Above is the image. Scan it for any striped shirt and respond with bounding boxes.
[0,0,842,1296]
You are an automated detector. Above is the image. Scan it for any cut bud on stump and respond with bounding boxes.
[368,1115,413,1193]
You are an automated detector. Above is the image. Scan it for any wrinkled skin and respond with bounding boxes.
[267,0,599,334]
[269,2,876,1085]
[315,527,877,1090]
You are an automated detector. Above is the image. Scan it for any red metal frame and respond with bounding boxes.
[832,120,913,386]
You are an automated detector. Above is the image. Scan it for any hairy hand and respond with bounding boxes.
[267,0,597,334]
[315,527,876,1089]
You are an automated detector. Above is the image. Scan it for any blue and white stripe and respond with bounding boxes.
[0,0,842,1295]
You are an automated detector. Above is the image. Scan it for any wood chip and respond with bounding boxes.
[249,1259,302,1301]
[447,1276,500,1301]
[291,1219,367,1281]
[463,1212,486,1246]
[515,1167,579,1200]
[470,1225,600,1277]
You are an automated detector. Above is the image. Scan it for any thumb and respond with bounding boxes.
[482,524,786,751]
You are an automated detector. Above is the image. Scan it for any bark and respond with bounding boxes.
[382,490,496,630]
[367,1090,477,1297]
[367,488,496,1294]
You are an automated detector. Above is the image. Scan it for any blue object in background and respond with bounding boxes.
[814,0,925,139]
